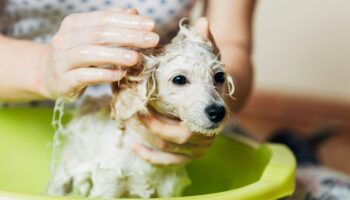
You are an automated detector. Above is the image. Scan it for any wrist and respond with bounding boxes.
[30,44,52,100]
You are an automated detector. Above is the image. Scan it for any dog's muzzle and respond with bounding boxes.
[205,104,226,123]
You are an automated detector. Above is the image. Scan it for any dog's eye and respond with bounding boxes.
[214,72,225,84]
[172,75,188,85]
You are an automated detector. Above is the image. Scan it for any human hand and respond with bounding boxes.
[131,112,215,166]
[40,8,159,99]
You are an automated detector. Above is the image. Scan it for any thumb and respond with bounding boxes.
[194,17,220,55]
[194,17,210,41]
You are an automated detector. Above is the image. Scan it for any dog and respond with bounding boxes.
[47,19,234,198]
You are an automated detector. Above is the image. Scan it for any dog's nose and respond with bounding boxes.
[205,104,226,123]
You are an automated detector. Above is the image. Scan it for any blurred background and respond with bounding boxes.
[237,0,350,174]
[254,0,350,102]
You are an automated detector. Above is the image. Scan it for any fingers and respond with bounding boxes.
[140,115,193,144]
[62,26,159,49]
[64,45,139,69]
[47,8,159,99]
[140,114,215,146]
[104,8,138,15]
[137,126,212,157]
[194,17,210,41]
[152,138,210,157]
[60,68,126,97]
[131,143,191,166]
[106,8,125,12]
[136,113,216,164]
[189,134,215,146]
[61,10,155,32]
[194,17,220,55]
[125,8,139,15]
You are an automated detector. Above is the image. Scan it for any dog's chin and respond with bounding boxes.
[147,106,226,136]
[185,122,225,136]
[147,105,181,123]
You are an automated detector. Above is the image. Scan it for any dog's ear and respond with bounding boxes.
[111,55,159,122]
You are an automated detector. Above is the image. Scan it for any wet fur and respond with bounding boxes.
[47,22,234,198]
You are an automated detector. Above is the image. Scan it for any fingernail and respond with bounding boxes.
[123,51,137,61]
[143,33,159,44]
[142,19,155,29]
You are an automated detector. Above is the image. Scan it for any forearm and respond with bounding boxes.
[0,35,49,102]
[206,0,255,112]
[220,45,253,112]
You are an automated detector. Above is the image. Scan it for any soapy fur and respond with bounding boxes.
[47,21,234,198]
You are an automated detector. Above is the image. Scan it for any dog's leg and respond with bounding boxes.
[88,168,128,198]
[46,165,73,196]
[71,171,92,196]
[156,167,191,197]
[128,170,156,198]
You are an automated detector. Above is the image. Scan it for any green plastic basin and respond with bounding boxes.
[0,108,295,200]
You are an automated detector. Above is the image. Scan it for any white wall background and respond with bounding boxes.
[253,0,350,102]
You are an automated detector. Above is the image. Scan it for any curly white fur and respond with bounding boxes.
[47,21,234,198]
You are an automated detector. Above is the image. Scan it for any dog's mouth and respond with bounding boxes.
[185,121,223,136]
[146,106,226,136]
[184,118,225,135]
[147,106,182,124]
[208,124,220,129]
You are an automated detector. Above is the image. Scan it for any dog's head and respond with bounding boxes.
[112,19,234,136]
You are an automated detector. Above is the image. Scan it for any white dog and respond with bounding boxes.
[47,19,234,198]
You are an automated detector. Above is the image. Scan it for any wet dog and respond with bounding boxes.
[47,19,234,198]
